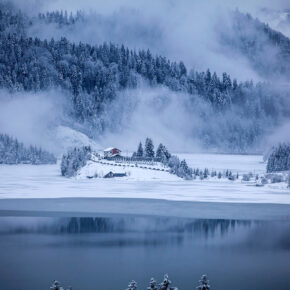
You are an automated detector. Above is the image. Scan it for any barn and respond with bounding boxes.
[103,147,121,158]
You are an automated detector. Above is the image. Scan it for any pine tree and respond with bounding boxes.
[136,142,143,158]
[196,275,210,290]
[144,138,154,159]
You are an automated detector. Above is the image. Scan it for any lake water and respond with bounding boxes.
[0,216,289,290]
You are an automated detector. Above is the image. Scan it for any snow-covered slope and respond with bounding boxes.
[76,159,179,181]
[54,126,99,154]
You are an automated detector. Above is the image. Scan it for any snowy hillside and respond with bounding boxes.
[77,158,178,181]
[54,126,99,153]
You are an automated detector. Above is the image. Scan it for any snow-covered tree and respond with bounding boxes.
[50,280,64,290]
[126,280,137,290]
[145,138,154,159]
[61,146,92,177]
[168,155,181,174]
[196,275,210,290]
[177,159,193,179]
[156,143,171,162]
[159,274,171,290]
[147,278,158,290]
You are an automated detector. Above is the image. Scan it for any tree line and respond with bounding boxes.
[0,133,56,164]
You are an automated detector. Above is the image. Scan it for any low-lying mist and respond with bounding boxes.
[0,89,66,153]
[97,85,270,153]
[0,84,286,155]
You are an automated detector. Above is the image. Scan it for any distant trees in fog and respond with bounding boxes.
[0,133,56,164]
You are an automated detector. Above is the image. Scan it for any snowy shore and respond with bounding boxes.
[0,154,289,219]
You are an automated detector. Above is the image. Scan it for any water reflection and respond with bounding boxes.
[0,216,289,290]
[0,216,251,236]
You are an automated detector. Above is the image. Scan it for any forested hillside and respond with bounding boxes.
[0,3,289,152]
[222,10,290,80]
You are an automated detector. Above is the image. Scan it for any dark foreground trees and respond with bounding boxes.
[50,274,211,289]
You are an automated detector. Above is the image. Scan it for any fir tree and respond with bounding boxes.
[177,159,193,179]
[156,143,171,162]
[136,142,144,157]
[144,138,154,159]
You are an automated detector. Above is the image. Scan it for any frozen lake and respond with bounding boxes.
[0,216,289,290]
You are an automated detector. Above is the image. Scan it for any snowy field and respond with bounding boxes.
[0,153,289,205]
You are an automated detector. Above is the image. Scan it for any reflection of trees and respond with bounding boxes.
[183,219,251,237]
[58,217,251,236]
[0,217,252,235]
[62,217,116,233]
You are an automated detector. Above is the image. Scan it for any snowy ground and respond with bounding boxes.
[0,154,289,205]
[77,157,177,181]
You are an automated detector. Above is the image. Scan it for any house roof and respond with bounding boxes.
[104,147,121,152]
[104,147,114,152]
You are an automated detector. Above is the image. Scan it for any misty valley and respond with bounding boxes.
[0,0,290,289]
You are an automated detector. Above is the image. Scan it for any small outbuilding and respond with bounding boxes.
[104,171,126,178]
[103,147,121,158]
